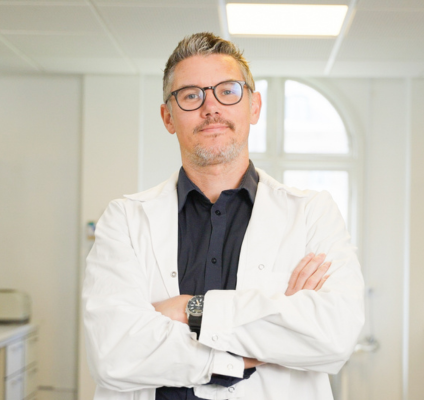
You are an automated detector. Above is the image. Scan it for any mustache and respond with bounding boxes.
[193,117,235,134]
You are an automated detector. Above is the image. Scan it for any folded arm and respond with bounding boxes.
[83,200,244,392]
[198,191,364,375]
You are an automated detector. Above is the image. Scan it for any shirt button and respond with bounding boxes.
[171,271,177,277]
[227,364,233,370]
[258,264,265,270]
[228,387,235,393]
[211,258,217,264]
[215,210,221,216]
[212,335,218,341]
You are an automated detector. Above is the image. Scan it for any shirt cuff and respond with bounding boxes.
[194,379,247,400]
[211,350,244,378]
[208,367,256,387]
[199,290,236,352]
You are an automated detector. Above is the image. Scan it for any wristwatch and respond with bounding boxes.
[186,295,204,339]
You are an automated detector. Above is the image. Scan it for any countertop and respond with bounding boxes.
[0,324,37,347]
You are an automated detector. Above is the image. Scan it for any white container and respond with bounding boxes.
[0,291,31,324]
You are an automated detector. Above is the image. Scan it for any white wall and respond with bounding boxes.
[331,79,408,400]
[78,75,141,400]
[409,79,424,400]
[314,77,424,400]
[139,75,181,190]
[0,75,81,400]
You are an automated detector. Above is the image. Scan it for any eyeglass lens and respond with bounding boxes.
[176,81,243,110]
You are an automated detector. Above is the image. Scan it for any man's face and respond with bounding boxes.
[161,54,261,167]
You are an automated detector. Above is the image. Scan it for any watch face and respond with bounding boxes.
[188,295,204,316]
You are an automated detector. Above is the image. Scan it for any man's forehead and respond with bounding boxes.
[172,54,244,88]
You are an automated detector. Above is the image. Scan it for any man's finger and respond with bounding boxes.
[286,253,315,290]
[314,275,330,292]
[303,262,331,290]
[292,253,326,292]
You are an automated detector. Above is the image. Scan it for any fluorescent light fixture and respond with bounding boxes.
[226,3,348,36]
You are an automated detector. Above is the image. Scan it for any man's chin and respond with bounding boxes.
[189,141,247,167]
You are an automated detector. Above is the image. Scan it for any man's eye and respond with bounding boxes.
[221,89,235,96]
[183,93,200,101]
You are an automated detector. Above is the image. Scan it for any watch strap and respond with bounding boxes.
[188,315,202,339]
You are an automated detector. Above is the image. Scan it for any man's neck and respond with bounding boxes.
[182,155,250,203]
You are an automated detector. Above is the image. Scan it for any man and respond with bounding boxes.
[83,32,364,400]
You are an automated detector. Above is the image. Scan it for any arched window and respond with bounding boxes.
[249,78,358,233]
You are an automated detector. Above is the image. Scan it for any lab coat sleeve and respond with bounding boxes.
[82,199,244,392]
[199,190,364,375]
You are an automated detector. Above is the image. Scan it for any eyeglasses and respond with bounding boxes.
[166,80,251,111]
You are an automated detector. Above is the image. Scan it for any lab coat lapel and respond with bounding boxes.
[138,179,180,299]
[238,174,289,276]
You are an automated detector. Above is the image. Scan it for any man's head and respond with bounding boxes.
[163,32,255,104]
[160,32,261,168]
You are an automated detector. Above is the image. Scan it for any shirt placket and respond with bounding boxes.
[204,193,230,292]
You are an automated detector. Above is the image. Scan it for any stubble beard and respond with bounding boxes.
[188,117,247,167]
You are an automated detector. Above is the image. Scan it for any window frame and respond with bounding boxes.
[249,77,363,247]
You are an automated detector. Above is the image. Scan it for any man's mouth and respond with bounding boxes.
[193,118,235,134]
[199,124,228,133]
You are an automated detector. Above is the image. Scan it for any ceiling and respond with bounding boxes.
[0,0,423,77]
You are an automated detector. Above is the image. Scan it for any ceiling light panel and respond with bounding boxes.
[227,3,348,36]
[232,36,335,60]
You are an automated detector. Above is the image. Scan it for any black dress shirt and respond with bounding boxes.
[156,161,259,400]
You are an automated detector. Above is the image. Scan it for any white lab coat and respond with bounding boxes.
[83,168,364,400]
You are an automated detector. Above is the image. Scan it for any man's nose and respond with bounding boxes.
[200,89,221,117]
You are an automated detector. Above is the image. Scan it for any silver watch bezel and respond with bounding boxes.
[186,295,204,318]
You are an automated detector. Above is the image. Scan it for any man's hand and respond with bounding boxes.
[243,357,265,369]
[152,294,192,324]
[285,253,330,296]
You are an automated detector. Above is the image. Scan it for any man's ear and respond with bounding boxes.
[249,91,262,125]
[160,103,176,134]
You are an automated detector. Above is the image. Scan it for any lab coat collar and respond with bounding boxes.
[123,168,309,203]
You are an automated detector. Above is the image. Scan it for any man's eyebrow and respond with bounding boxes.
[173,83,199,91]
[173,79,242,91]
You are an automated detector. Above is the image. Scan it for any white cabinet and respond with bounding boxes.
[0,326,37,400]
[0,347,5,400]
[6,341,25,377]
[5,374,24,400]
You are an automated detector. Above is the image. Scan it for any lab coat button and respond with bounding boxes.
[228,387,235,393]
[212,335,218,341]
[171,271,177,278]
[258,264,265,270]
[227,364,233,370]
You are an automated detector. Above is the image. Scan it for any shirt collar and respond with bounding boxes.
[177,160,259,212]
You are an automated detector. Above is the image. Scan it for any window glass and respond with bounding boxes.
[283,170,349,224]
[249,79,267,153]
[284,80,349,154]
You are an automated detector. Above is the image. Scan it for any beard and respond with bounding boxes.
[188,117,247,167]
[190,137,247,167]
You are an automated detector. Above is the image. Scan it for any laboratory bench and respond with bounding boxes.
[0,325,38,400]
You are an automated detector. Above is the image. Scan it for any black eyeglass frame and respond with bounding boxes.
[166,80,252,112]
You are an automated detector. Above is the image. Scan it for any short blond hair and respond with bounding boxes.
[163,32,255,103]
